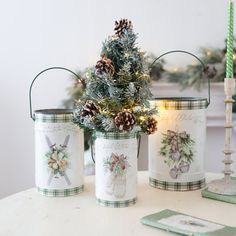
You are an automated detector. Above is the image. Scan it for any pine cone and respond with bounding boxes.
[81,101,100,118]
[203,65,217,78]
[114,19,132,37]
[144,117,158,135]
[95,55,115,76]
[114,111,136,131]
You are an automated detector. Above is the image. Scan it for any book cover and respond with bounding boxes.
[202,177,236,205]
[141,209,236,236]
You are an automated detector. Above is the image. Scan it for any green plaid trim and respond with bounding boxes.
[96,197,137,207]
[150,99,208,110]
[37,185,84,197]
[95,132,137,139]
[149,177,205,191]
[34,113,73,123]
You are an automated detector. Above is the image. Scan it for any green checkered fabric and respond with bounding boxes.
[150,99,208,110]
[34,112,73,123]
[96,197,137,207]
[95,132,137,139]
[37,185,84,197]
[149,177,205,191]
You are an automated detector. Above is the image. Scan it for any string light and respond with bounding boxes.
[124,53,130,58]
[139,116,145,122]
[207,51,212,56]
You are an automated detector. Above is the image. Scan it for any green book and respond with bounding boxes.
[141,209,236,236]
[202,177,236,204]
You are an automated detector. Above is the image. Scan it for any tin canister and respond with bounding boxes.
[29,67,84,196]
[149,98,208,191]
[148,51,210,191]
[34,109,84,196]
[94,132,138,207]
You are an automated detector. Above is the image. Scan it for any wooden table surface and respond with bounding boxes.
[0,172,236,236]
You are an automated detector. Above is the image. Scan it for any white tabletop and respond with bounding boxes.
[0,172,236,236]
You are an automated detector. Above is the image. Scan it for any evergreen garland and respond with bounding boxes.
[62,71,92,150]
[74,19,158,134]
[63,70,87,109]
[149,40,236,112]
[164,48,228,90]
[150,39,236,92]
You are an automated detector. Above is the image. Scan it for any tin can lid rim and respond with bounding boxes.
[34,109,73,115]
[151,97,207,101]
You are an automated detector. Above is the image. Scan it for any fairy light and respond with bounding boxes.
[139,116,145,122]
[124,53,130,58]
[207,51,212,56]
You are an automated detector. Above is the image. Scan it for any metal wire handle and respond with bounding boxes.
[90,132,142,164]
[29,66,81,120]
[149,50,211,105]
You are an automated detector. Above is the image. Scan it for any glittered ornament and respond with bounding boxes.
[171,151,181,161]
[169,166,179,179]
[114,111,136,131]
[81,101,100,118]
[114,19,132,37]
[95,55,115,76]
[178,160,190,173]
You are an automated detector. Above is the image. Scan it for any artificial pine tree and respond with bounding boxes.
[74,19,158,134]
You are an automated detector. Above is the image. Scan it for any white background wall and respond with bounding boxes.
[0,0,233,199]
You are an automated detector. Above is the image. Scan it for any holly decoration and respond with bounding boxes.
[159,129,195,179]
[73,19,158,133]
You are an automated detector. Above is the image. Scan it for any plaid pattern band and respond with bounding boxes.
[37,185,84,197]
[34,113,73,123]
[96,197,137,208]
[95,132,137,139]
[149,177,205,191]
[150,99,208,110]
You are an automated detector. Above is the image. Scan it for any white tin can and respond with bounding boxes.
[34,109,84,196]
[29,67,84,197]
[94,132,138,207]
[149,98,208,191]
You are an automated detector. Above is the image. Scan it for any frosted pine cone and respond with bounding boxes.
[114,19,132,37]
[203,65,217,78]
[95,55,115,76]
[81,101,100,118]
[144,117,158,134]
[114,111,136,131]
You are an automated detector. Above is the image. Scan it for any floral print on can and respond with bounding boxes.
[104,153,130,198]
[160,130,195,179]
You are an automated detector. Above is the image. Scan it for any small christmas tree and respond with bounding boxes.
[74,19,158,134]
